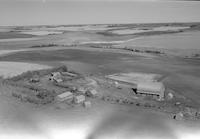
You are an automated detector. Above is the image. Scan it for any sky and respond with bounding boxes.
[0,0,200,26]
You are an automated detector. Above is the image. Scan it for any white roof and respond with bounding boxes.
[74,95,85,101]
[90,89,98,95]
[62,72,77,77]
[52,72,61,77]
[57,91,73,98]
[107,72,161,85]
[137,82,164,94]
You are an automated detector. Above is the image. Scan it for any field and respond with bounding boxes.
[0,32,34,39]
[0,23,200,139]
[0,61,51,78]
[111,26,190,35]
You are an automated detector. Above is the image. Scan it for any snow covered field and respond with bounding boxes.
[0,62,51,78]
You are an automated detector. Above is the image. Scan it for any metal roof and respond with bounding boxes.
[137,82,165,94]
[57,91,73,98]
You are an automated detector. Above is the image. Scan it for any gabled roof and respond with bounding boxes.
[57,91,73,98]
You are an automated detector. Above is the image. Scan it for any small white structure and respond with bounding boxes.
[56,91,73,102]
[51,72,61,78]
[54,78,63,83]
[173,112,184,120]
[136,82,165,100]
[62,72,77,77]
[167,92,174,100]
[49,76,63,83]
[77,87,87,94]
[49,72,63,83]
[114,81,119,88]
[30,76,40,83]
[74,95,85,104]
[83,101,91,108]
[86,89,98,97]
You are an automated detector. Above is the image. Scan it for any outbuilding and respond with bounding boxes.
[51,72,61,78]
[30,76,40,83]
[77,87,87,94]
[86,89,98,97]
[173,112,184,120]
[49,72,63,83]
[83,101,92,108]
[74,95,85,104]
[136,82,165,100]
[56,91,73,102]
[61,72,77,77]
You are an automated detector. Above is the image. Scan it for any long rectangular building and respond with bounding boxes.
[136,82,165,100]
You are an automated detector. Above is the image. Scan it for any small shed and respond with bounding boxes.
[56,91,73,102]
[83,101,91,108]
[173,112,184,120]
[30,76,40,83]
[53,78,63,83]
[49,72,63,83]
[51,72,61,78]
[74,95,85,104]
[136,82,165,100]
[86,89,98,97]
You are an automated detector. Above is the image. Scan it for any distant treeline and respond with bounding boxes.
[123,47,164,54]
[30,43,59,48]
[30,43,78,48]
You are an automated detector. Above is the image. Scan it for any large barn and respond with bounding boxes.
[136,82,165,100]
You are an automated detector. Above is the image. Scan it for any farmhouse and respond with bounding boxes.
[136,82,165,100]
[56,91,73,102]
[51,72,61,78]
[77,87,87,94]
[30,75,40,83]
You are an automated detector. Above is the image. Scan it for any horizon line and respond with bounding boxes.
[1,21,200,27]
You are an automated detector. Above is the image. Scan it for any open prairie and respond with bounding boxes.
[122,31,200,49]
[1,47,200,105]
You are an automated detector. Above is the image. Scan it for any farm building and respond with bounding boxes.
[30,75,40,83]
[74,95,85,104]
[54,78,63,83]
[77,87,87,94]
[86,89,98,97]
[56,91,73,102]
[83,101,91,108]
[61,72,77,77]
[51,72,61,78]
[107,72,162,84]
[136,82,165,100]
[49,72,63,83]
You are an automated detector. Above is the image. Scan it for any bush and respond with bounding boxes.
[12,92,22,99]
[31,44,58,48]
